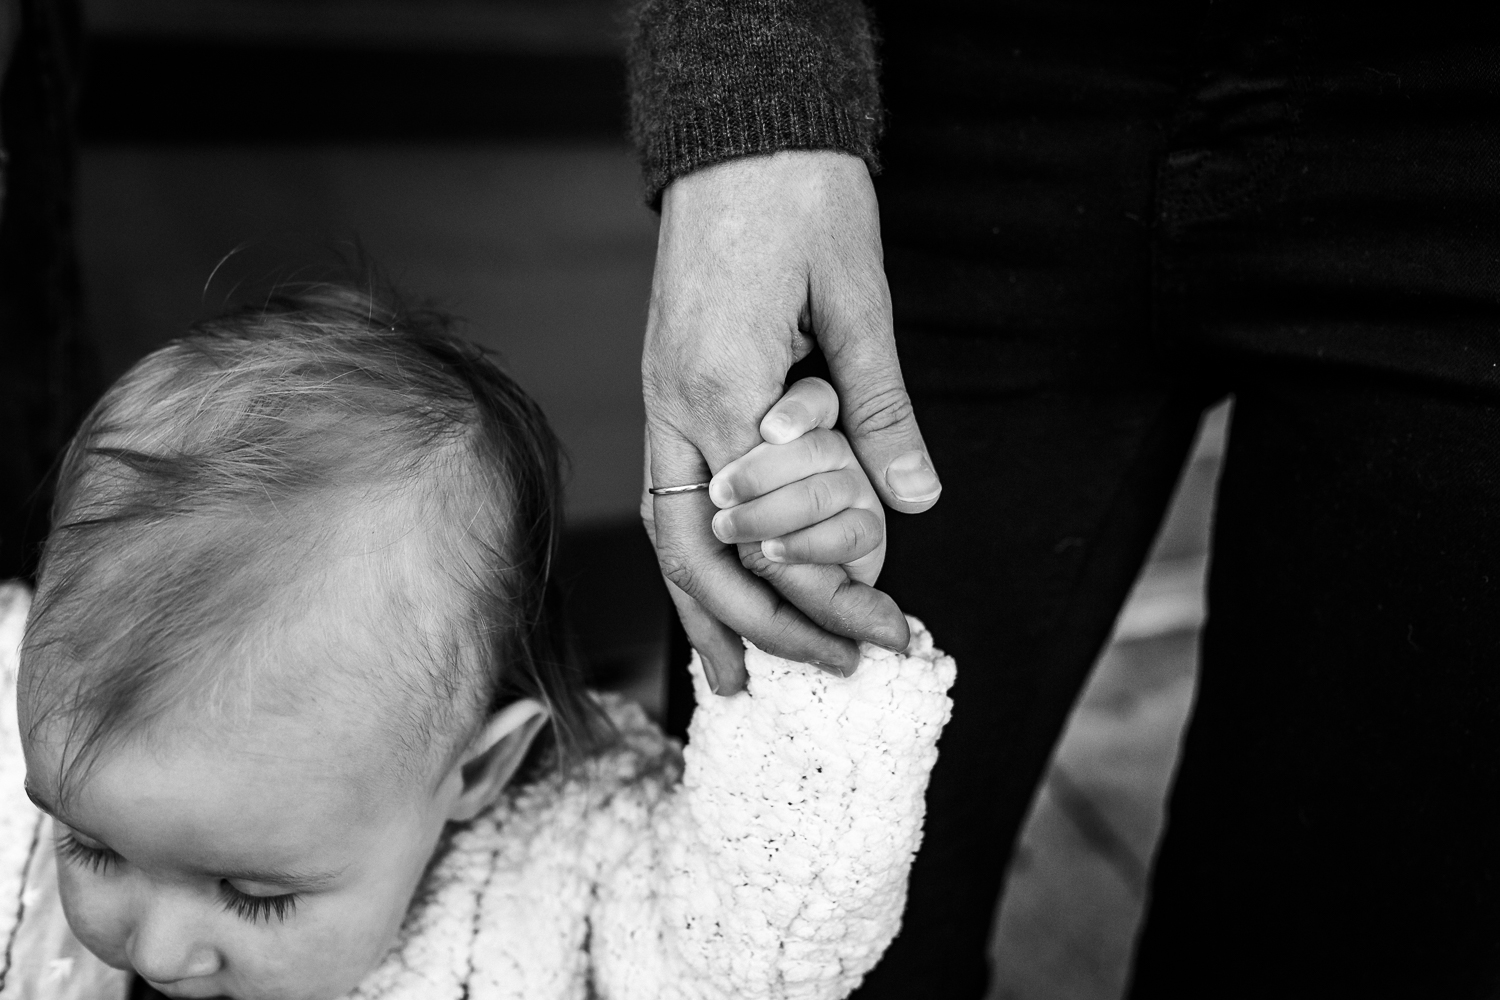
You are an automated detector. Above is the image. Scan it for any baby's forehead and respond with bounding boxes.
[25,493,477,788]
[24,686,420,875]
[24,613,448,815]
[205,514,468,727]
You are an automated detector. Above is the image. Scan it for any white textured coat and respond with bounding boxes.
[0,586,955,1000]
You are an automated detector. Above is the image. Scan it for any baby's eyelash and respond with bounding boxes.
[56,831,120,875]
[56,832,299,924]
[219,883,298,924]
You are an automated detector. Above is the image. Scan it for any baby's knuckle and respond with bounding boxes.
[733,468,766,500]
[806,478,837,515]
[804,429,844,466]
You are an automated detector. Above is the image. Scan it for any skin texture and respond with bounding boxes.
[642,150,940,694]
[19,683,545,1000]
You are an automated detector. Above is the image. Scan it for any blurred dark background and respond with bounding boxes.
[2,0,669,713]
[0,5,1227,996]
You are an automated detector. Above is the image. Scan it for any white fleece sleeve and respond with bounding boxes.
[589,616,956,1000]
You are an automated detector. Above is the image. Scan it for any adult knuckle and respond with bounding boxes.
[846,385,915,438]
[644,365,741,429]
[658,549,703,595]
[739,545,778,579]
[835,585,887,635]
[678,372,731,415]
[764,601,810,650]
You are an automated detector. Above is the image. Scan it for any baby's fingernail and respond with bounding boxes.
[709,478,734,507]
[764,412,794,441]
[886,451,942,504]
[711,512,733,541]
[761,538,786,562]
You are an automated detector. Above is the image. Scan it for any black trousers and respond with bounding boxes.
[826,1,1500,996]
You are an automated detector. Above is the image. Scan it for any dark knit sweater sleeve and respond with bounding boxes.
[626,0,883,207]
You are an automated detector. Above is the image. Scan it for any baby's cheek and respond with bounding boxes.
[55,862,133,969]
[255,807,444,998]
[247,883,416,998]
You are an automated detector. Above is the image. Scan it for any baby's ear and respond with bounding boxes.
[446,699,549,822]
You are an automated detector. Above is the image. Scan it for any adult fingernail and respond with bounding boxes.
[711,511,733,541]
[810,659,847,677]
[703,657,721,694]
[886,451,942,503]
[761,538,786,562]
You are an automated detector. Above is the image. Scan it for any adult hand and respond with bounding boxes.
[642,150,942,694]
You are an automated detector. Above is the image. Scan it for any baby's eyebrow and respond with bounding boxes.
[207,864,346,891]
[27,783,343,890]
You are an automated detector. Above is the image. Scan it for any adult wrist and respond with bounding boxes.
[627,0,884,209]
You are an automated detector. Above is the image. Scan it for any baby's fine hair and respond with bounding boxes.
[21,285,603,797]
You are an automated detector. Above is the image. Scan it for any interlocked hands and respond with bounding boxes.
[641,151,941,694]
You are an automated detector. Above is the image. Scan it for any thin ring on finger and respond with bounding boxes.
[649,481,712,496]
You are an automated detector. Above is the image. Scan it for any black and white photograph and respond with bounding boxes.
[0,1,1493,998]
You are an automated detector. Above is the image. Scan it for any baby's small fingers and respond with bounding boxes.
[760,377,839,445]
[762,508,883,567]
[713,468,866,543]
[711,428,855,508]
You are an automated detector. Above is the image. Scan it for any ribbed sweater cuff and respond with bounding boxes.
[643,90,878,205]
[628,0,883,208]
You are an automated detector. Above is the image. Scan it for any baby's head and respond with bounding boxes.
[17,287,601,999]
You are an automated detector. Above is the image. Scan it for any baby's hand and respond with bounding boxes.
[707,378,886,586]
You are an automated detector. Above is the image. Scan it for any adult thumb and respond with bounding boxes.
[819,284,942,515]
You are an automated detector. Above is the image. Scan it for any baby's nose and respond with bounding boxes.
[127,900,222,985]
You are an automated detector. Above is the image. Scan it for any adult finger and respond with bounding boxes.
[662,577,748,695]
[759,376,840,445]
[643,430,749,692]
[813,234,942,515]
[738,547,910,654]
